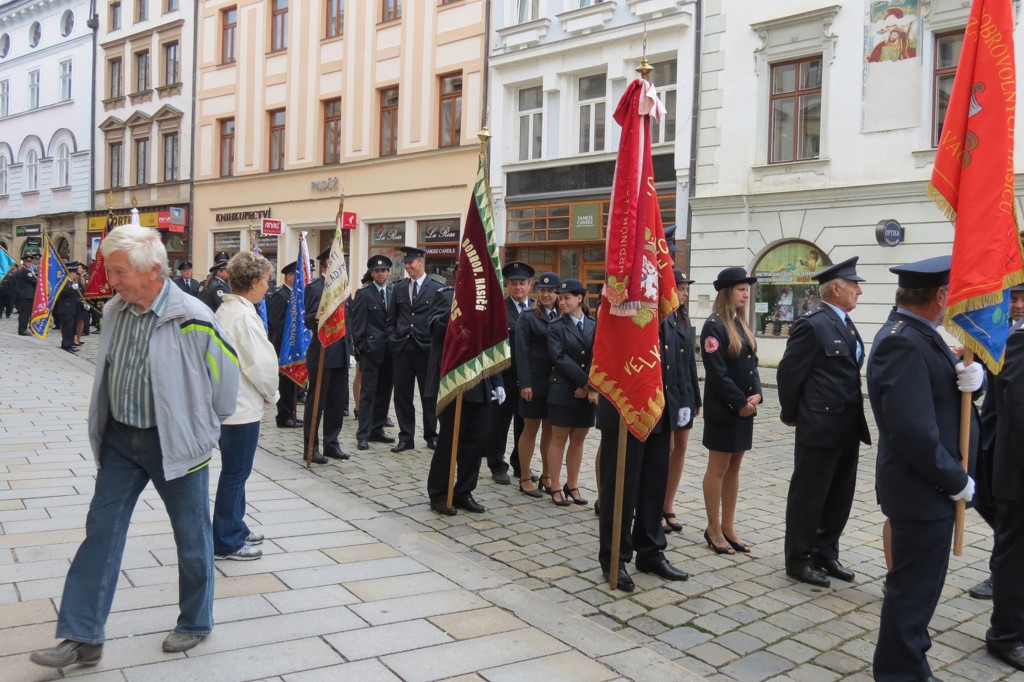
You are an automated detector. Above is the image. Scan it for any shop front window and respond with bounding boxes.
[368,221,405,285]
[752,240,830,337]
[419,218,459,286]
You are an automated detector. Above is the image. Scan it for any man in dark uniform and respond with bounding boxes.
[15,253,39,335]
[267,261,301,429]
[425,281,504,516]
[54,262,83,353]
[486,261,535,485]
[987,313,1024,671]
[173,262,201,296]
[302,247,350,464]
[350,255,396,450]
[0,266,16,318]
[199,261,230,313]
[778,256,871,587]
[387,246,444,452]
[868,255,981,682]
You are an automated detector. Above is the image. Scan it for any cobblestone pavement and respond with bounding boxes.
[4,314,1024,681]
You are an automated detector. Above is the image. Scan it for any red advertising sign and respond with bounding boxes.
[157,211,185,233]
[261,218,282,236]
[342,212,358,230]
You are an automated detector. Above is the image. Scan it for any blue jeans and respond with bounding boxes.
[213,422,260,554]
[56,421,215,644]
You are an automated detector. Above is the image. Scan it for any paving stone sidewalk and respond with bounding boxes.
[0,322,702,682]
[4,315,1024,681]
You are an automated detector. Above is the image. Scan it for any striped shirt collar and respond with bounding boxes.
[125,279,171,319]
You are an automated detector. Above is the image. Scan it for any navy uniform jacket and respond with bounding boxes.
[424,286,500,402]
[867,309,976,520]
[173,277,201,297]
[199,276,230,313]
[304,277,347,368]
[349,282,392,364]
[547,313,596,407]
[502,296,532,392]
[992,323,1024,501]
[15,267,36,300]
[700,313,762,421]
[266,284,291,352]
[54,280,84,317]
[660,309,701,427]
[777,305,871,448]
[516,308,556,397]
[388,276,445,353]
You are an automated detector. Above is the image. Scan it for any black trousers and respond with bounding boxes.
[0,292,14,316]
[597,424,670,569]
[784,441,859,568]
[356,355,393,441]
[302,361,348,454]
[988,498,1024,649]
[276,375,299,424]
[58,313,76,349]
[17,297,32,333]
[873,516,952,682]
[486,387,522,475]
[393,343,436,445]
[426,399,489,503]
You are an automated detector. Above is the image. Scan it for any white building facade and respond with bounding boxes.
[489,0,698,302]
[689,0,1024,363]
[0,0,94,260]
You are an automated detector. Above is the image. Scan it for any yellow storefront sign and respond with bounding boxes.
[88,211,160,232]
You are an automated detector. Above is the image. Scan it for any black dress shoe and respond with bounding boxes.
[368,432,396,444]
[430,501,457,516]
[970,577,994,599]
[391,441,415,453]
[18,330,31,336]
[276,419,302,428]
[384,418,395,428]
[324,448,350,461]
[426,436,439,450]
[987,642,1024,671]
[309,452,328,464]
[786,565,831,587]
[342,409,350,417]
[636,557,689,581]
[454,496,485,513]
[813,557,855,582]
[357,440,369,450]
[602,566,635,592]
[62,346,79,353]
[492,471,511,485]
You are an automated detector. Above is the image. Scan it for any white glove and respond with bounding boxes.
[71,282,79,290]
[677,407,691,428]
[955,361,983,393]
[490,386,507,404]
[349,355,356,368]
[950,476,975,502]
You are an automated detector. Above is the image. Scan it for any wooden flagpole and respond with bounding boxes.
[445,394,465,509]
[953,348,973,556]
[303,345,327,468]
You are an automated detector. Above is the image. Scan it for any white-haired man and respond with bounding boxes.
[31,225,240,669]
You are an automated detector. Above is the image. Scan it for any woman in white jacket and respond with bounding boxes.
[213,252,279,560]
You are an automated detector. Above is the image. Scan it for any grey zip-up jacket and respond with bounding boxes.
[88,281,240,480]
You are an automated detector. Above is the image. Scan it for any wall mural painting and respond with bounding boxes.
[862,0,922,132]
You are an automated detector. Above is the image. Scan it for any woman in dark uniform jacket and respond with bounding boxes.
[661,269,701,533]
[515,272,561,499]
[700,267,762,555]
[546,278,598,506]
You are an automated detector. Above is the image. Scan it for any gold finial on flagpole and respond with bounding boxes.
[478,127,491,183]
[130,193,138,208]
[636,20,652,80]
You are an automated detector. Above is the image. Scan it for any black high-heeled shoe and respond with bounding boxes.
[519,478,543,499]
[538,475,553,494]
[663,513,683,532]
[563,483,588,505]
[550,489,570,507]
[704,530,735,555]
[723,534,751,553]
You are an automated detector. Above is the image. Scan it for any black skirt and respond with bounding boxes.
[549,401,596,429]
[702,416,754,452]
[519,395,549,420]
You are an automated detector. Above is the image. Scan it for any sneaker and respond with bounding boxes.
[162,631,205,653]
[215,545,262,561]
[30,640,102,668]
[244,531,264,545]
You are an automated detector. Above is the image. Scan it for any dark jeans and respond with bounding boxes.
[213,422,260,554]
[56,421,214,644]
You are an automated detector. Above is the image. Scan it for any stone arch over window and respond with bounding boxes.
[47,128,78,156]
[54,236,71,260]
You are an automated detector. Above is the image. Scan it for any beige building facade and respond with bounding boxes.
[193,0,487,283]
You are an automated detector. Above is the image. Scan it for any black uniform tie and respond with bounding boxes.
[380,286,387,311]
[548,309,557,321]
[412,280,419,301]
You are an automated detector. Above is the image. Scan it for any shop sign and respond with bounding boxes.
[214,208,272,223]
[169,206,187,225]
[421,219,459,243]
[875,218,905,247]
[213,232,241,252]
[261,219,282,236]
[255,234,278,251]
[570,203,601,240]
[311,177,338,191]
[370,223,405,244]
[157,210,186,233]
[15,224,41,236]
[87,211,159,232]
[342,212,358,230]
[426,246,457,256]
[24,237,42,249]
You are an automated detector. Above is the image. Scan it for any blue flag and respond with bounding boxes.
[279,234,312,385]
[251,235,270,333]
[0,245,16,280]
[29,237,70,339]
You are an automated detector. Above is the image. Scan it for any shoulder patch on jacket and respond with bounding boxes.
[704,336,720,354]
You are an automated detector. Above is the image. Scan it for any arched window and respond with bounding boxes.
[61,10,75,37]
[55,237,71,261]
[56,144,70,186]
[0,156,7,195]
[751,240,832,337]
[25,150,38,191]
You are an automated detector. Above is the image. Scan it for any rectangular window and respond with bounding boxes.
[577,74,606,154]
[326,0,343,37]
[651,60,677,145]
[165,0,178,12]
[163,42,179,85]
[324,99,342,164]
[933,32,963,148]
[220,118,235,177]
[517,0,537,22]
[382,0,401,22]
[769,56,822,163]
[163,132,179,181]
[136,0,148,22]
[135,138,149,184]
[110,1,122,30]
[269,109,285,170]
[110,142,123,187]
[271,0,288,52]
[109,58,123,98]
[380,87,398,156]
[222,7,237,63]
[59,60,73,101]
[135,50,150,92]
[439,73,462,148]
[0,79,8,117]
[29,70,40,109]
[517,85,542,161]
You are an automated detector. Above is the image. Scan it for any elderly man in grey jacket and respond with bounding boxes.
[31,225,240,670]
